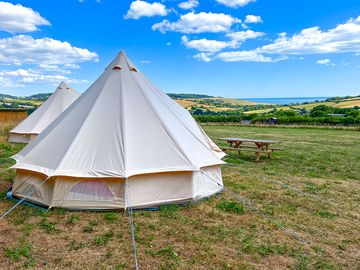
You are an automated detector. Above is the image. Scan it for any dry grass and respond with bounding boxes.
[333,99,360,108]
[244,99,360,114]
[205,98,260,106]
[175,99,197,109]
[176,97,259,112]
[243,102,337,114]
[0,111,27,126]
[0,125,359,269]
[2,98,42,106]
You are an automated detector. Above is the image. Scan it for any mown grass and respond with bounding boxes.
[0,125,359,269]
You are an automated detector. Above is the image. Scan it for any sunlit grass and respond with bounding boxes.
[0,125,359,269]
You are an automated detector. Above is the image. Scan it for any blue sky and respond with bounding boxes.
[0,0,359,98]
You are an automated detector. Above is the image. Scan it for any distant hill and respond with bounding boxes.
[0,93,51,100]
[1,91,359,114]
[167,93,215,99]
[0,93,18,99]
[26,93,52,100]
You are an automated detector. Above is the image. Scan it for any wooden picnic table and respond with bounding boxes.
[219,137,283,161]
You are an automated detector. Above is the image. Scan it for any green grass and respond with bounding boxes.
[205,125,360,180]
[66,214,80,224]
[38,218,57,233]
[82,225,95,233]
[216,200,245,215]
[68,240,86,251]
[315,210,336,219]
[159,204,179,218]
[93,231,115,246]
[103,212,118,222]
[4,242,32,262]
[0,125,359,269]
[4,239,35,268]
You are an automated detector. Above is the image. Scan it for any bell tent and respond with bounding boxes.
[10,51,225,210]
[9,82,80,143]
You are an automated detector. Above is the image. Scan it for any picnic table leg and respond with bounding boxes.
[254,142,262,161]
[235,142,243,156]
[265,144,272,159]
[255,152,261,162]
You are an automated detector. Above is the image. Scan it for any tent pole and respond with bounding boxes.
[125,180,139,270]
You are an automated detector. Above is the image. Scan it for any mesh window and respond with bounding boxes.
[65,181,113,201]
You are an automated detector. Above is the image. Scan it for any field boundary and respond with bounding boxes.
[201,122,360,130]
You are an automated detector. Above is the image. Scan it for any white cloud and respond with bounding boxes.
[166,42,172,46]
[178,0,199,10]
[182,30,264,53]
[226,30,265,43]
[259,16,360,55]
[0,35,98,66]
[79,0,103,3]
[0,1,50,33]
[182,36,230,53]
[244,14,262,24]
[124,0,168,20]
[217,51,276,62]
[152,12,240,34]
[316,59,335,66]
[140,60,151,64]
[0,75,23,88]
[194,52,213,62]
[64,63,81,69]
[213,15,360,63]
[316,59,330,65]
[215,0,256,8]
[0,68,88,86]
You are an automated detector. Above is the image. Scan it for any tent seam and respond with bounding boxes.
[127,67,196,168]
[139,73,223,160]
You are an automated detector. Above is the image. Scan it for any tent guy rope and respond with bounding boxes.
[0,176,50,221]
[199,168,309,245]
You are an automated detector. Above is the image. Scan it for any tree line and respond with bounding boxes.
[192,105,360,126]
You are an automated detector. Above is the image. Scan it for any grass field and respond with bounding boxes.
[2,98,43,107]
[175,97,259,111]
[243,99,360,114]
[0,125,359,269]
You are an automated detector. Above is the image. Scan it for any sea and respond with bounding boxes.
[246,97,329,105]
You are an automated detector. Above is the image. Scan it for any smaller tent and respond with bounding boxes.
[9,82,80,143]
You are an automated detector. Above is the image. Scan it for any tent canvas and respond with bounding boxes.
[10,51,225,210]
[9,82,80,143]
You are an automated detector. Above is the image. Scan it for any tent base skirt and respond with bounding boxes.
[11,165,223,210]
[6,188,224,211]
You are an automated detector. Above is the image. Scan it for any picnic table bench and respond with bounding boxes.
[219,137,283,161]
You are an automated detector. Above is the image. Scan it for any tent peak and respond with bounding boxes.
[58,81,70,90]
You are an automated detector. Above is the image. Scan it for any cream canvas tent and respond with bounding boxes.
[10,51,225,210]
[9,82,80,143]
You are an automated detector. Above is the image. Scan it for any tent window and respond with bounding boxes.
[112,66,122,70]
[23,184,37,195]
[131,67,137,72]
[65,181,113,201]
